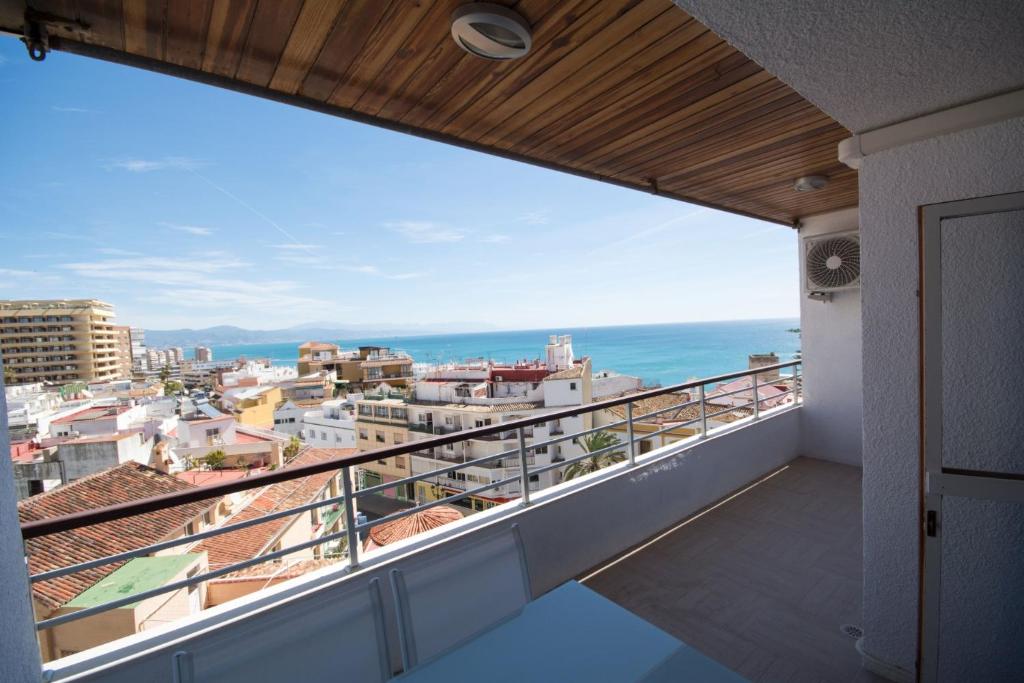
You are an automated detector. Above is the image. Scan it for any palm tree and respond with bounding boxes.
[562,431,625,481]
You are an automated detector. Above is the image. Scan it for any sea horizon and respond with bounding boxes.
[200,318,801,388]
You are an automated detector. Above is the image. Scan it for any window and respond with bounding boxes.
[205,428,219,438]
[390,407,407,420]
[529,474,539,482]
[393,433,403,444]
[185,521,196,536]
[535,446,548,454]
[445,443,454,452]
[569,382,577,390]
[358,405,372,416]
[375,406,388,417]
[321,431,327,441]
[445,416,454,425]
[203,510,214,526]
[375,432,386,443]
[358,428,368,439]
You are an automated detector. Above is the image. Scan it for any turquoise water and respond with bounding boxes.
[205,319,800,388]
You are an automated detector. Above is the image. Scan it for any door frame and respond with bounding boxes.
[919,190,1024,682]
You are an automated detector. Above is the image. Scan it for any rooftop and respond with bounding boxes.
[52,405,130,424]
[18,463,214,610]
[65,555,203,610]
[364,504,465,552]
[174,469,251,487]
[544,365,586,380]
[192,447,354,570]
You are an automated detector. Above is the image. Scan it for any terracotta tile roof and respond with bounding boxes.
[193,447,355,570]
[19,463,215,611]
[544,365,585,380]
[364,505,464,551]
[606,393,699,424]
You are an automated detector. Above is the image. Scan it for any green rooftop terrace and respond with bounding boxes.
[65,555,202,610]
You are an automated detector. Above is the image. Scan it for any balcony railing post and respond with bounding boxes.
[698,385,707,438]
[625,402,636,467]
[795,364,802,403]
[517,427,530,507]
[752,371,760,420]
[341,466,359,569]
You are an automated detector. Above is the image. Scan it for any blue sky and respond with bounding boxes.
[0,38,798,332]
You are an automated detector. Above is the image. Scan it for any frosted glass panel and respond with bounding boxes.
[938,497,1024,682]
[941,210,1024,474]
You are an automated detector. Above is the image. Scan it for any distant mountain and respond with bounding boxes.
[143,322,497,347]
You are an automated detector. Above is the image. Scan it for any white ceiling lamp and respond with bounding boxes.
[451,3,532,61]
[793,175,829,192]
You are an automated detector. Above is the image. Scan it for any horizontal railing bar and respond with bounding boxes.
[352,447,521,497]
[520,417,628,452]
[632,397,702,423]
[20,361,799,539]
[527,441,628,478]
[36,527,353,631]
[355,475,522,532]
[29,488,352,583]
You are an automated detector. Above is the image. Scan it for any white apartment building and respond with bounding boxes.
[219,361,297,388]
[406,336,631,506]
[299,399,358,449]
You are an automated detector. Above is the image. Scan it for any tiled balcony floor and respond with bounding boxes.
[583,457,883,683]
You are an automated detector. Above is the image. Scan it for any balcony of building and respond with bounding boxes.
[1,0,1022,681]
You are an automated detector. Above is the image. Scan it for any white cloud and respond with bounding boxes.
[58,256,332,318]
[95,247,140,256]
[385,220,464,243]
[480,234,510,244]
[272,243,322,250]
[107,157,204,173]
[0,267,62,283]
[161,222,214,237]
[52,106,95,113]
[518,211,550,226]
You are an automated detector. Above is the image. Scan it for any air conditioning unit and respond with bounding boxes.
[804,231,860,300]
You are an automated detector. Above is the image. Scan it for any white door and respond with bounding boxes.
[921,191,1024,682]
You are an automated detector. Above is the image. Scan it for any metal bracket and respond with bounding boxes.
[21,9,91,61]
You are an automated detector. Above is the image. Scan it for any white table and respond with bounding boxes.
[396,580,748,682]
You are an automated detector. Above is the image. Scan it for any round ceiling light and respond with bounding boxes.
[451,3,532,61]
[793,175,829,192]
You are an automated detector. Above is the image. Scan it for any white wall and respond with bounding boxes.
[859,116,1024,678]
[798,207,863,467]
[0,364,44,681]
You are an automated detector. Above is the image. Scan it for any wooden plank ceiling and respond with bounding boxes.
[13,0,857,225]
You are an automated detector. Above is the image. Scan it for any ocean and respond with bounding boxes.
[204,319,800,388]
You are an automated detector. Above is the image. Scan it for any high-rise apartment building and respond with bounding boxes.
[113,326,133,379]
[129,327,147,373]
[0,300,123,384]
[194,346,213,362]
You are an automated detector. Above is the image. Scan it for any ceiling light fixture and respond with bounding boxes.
[793,175,829,192]
[451,3,532,61]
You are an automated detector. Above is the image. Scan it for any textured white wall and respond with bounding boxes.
[674,1,1024,132]
[859,116,1024,677]
[798,208,862,466]
[0,363,44,681]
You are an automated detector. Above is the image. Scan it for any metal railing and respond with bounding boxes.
[21,361,800,633]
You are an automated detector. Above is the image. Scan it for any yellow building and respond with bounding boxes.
[0,299,124,384]
[354,396,413,499]
[359,346,414,389]
[221,385,283,429]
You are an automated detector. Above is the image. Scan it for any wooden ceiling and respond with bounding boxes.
[6,0,858,225]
